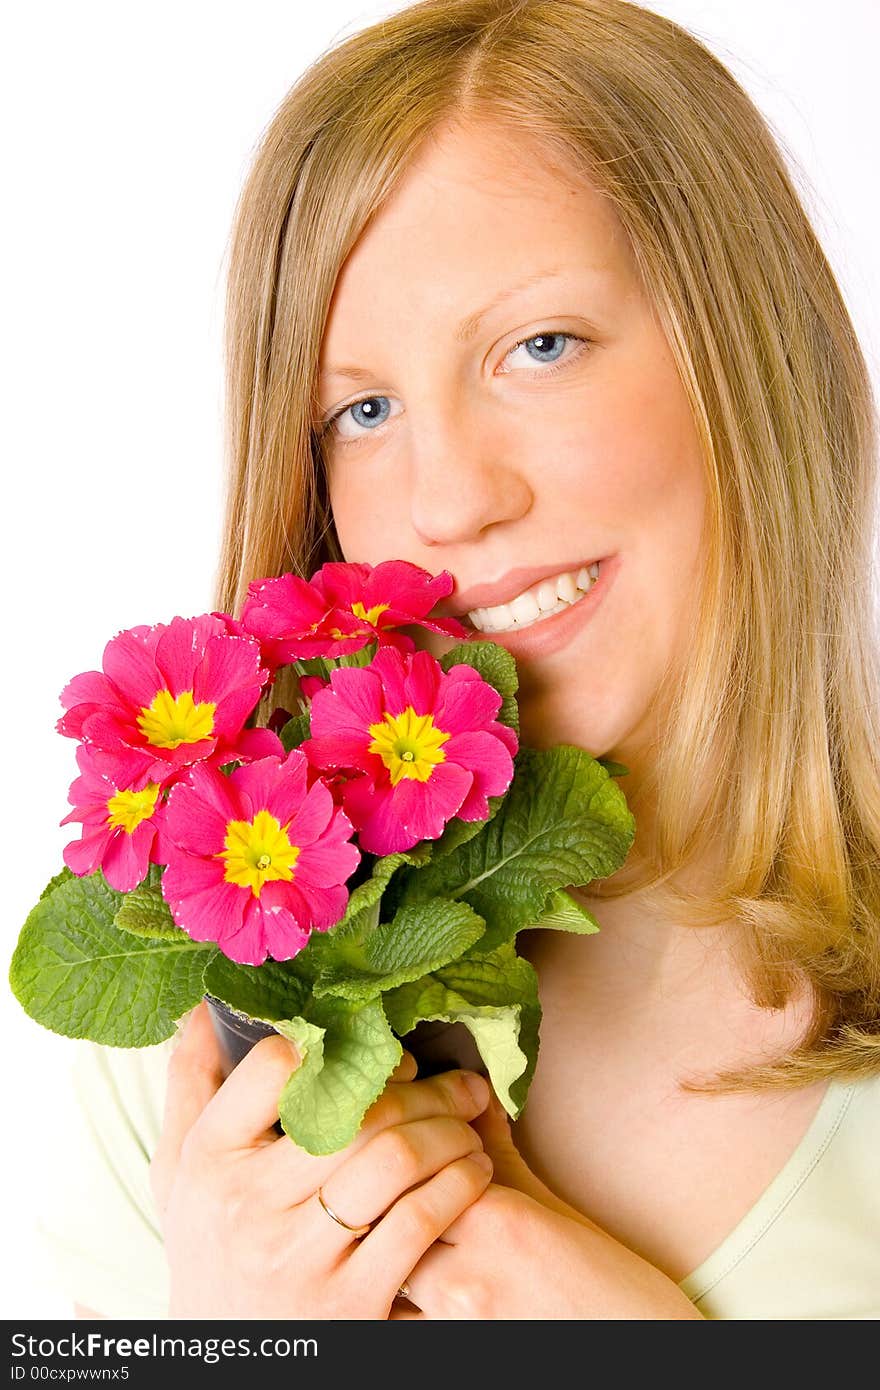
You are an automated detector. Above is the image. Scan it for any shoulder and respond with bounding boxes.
[71,1033,175,1156]
[37,1035,177,1319]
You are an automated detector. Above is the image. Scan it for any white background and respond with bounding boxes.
[1,0,877,1319]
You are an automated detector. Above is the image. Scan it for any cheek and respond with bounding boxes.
[327,464,403,563]
[552,344,705,526]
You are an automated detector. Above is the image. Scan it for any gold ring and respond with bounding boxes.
[316,1186,371,1239]
[397,1280,412,1300]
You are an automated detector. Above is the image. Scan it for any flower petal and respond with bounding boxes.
[322,666,385,730]
[443,729,515,797]
[99,824,155,892]
[404,650,443,715]
[392,760,473,841]
[300,733,376,774]
[155,615,224,696]
[346,781,416,855]
[248,899,311,962]
[101,627,162,708]
[281,775,333,845]
[436,675,503,733]
[63,827,111,878]
[293,824,360,887]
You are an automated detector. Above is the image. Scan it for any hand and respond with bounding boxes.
[149,1001,493,1319]
[395,1093,704,1320]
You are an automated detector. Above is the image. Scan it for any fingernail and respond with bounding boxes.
[467,1151,493,1173]
[461,1071,489,1107]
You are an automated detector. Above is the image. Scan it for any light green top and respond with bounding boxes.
[38,1036,880,1320]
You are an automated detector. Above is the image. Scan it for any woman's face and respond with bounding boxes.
[317,121,707,772]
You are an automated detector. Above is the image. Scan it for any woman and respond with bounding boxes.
[44,0,879,1319]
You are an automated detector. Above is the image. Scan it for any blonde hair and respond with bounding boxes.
[217,0,880,1092]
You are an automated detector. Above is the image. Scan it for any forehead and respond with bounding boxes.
[319,121,633,353]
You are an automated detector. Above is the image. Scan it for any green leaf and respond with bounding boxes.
[334,644,379,670]
[202,953,311,1022]
[523,887,600,935]
[435,945,541,1112]
[294,644,377,682]
[434,941,539,1007]
[423,795,504,864]
[462,1010,529,1114]
[385,981,529,1118]
[383,942,540,1117]
[276,997,401,1154]
[114,883,184,941]
[339,846,432,931]
[39,867,75,901]
[313,899,486,1000]
[399,745,634,951]
[9,872,214,1045]
[278,712,311,752]
[597,758,629,778]
[439,640,520,734]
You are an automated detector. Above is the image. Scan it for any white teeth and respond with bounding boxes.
[509,590,541,624]
[536,580,559,611]
[556,571,579,603]
[467,562,601,633]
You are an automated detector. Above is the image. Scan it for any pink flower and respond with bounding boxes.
[160,745,360,965]
[240,560,469,663]
[57,615,275,787]
[299,675,328,702]
[301,647,518,854]
[212,611,290,680]
[60,743,164,893]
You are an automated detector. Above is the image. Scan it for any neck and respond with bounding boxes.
[520,867,817,1079]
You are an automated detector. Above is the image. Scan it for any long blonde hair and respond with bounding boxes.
[217,0,880,1092]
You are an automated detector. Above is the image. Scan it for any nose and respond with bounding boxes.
[406,403,534,547]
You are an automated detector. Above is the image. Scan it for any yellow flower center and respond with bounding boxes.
[326,602,391,641]
[351,600,390,627]
[105,783,161,834]
[368,707,450,786]
[218,809,300,898]
[137,689,216,750]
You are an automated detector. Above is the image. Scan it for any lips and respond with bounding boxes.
[439,559,605,619]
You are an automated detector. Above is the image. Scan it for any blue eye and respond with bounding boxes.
[514,332,569,365]
[321,330,589,443]
[347,397,390,430]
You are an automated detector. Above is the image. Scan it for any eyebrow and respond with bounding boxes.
[319,267,565,383]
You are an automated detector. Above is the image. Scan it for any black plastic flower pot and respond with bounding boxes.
[204,995,487,1085]
[204,994,279,1074]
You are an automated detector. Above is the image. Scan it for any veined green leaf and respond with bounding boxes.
[114,883,184,941]
[276,997,401,1154]
[384,942,541,1117]
[313,899,485,1000]
[278,711,311,752]
[10,872,214,1045]
[399,745,634,950]
[202,952,311,1022]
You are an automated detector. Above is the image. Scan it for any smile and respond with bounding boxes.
[467,562,600,633]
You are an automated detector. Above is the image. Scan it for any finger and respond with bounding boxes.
[361,1069,489,1136]
[193,1032,301,1154]
[315,1116,483,1236]
[397,1239,457,1317]
[150,1003,225,1212]
[348,1151,493,1304]
[256,1068,490,1200]
[470,1092,601,1230]
[388,1050,418,1083]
